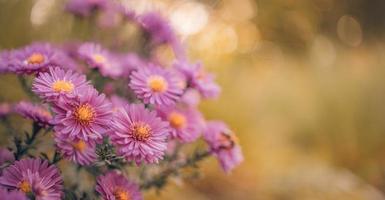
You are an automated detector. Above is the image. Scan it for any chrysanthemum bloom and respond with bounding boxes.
[129,66,183,106]
[78,42,110,69]
[32,67,89,102]
[138,12,176,45]
[0,188,27,200]
[53,86,112,142]
[54,133,97,166]
[157,106,204,143]
[0,158,63,199]
[137,12,186,59]
[66,0,107,17]
[0,148,14,174]
[203,121,243,173]
[78,43,125,78]
[109,104,169,164]
[119,53,146,78]
[8,43,72,74]
[175,61,220,99]
[96,171,142,200]
[13,101,53,127]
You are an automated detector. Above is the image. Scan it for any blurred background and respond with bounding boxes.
[2,0,385,199]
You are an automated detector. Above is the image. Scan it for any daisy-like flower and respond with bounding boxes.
[175,61,220,99]
[157,106,204,143]
[0,158,63,199]
[8,43,73,74]
[96,171,142,200]
[32,67,89,102]
[54,133,97,166]
[203,121,243,173]
[129,66,183,106]
[78,43,124,78]
[109,104,169,164]
[138,12,176,45]
[77,42,110,69]
[52,86,112,142]
[66,0,107,17]
[0,188,27,200]
[13,101,53,127]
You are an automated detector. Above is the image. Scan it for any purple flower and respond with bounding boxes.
[0,148,14,174]
[0,188,27,200]
[203,121,243,173]
[13,101,53,127]
[175,61,221,99]
[78,43,123,78]
[180,89,201,108]
[0,51,11,73]
[157,106,204,143]
[137,12,186,59]
[129,65,183,106]
[66,0,107,17]
[0,158,63,199]
[8,43,76,74]
[109,104,169,165]
[96,171,142,200]
[119,53,146,78]
[32,67,89,102]
[54,133,97,166]
[77,42,110,69]
[53,86,112,142]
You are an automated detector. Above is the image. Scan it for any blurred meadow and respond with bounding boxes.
[2,0,385,199]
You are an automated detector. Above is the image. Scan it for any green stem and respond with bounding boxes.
[18,76,37,100]
[140,150,211,190]
[14,122,42,160]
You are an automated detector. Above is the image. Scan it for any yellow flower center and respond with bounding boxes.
[19,180,32,193]
[130,122,151,141]
[113,188,131,200]
[168,112,186,129]
[74,104,94,125]
[27,53,45,64]
[72,140,87,152]
[92,54,106,64]
[52,80,74,93]
[147,75,168,92]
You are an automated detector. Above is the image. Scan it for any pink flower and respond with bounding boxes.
[96,171,142,200]
[13,101,53,127]
[157,105,205,143]
[52,86,112,142]
[32,67,89,102]
[175,61,220,99]
[129,65,183,106]
[0,158,63,199]
[109,104,169,165]
[203,121,243,173]
[54,133,97,166]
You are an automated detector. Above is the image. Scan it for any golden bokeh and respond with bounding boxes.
[2,0,385,199]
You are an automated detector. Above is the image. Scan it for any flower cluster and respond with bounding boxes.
[0,0,243,199]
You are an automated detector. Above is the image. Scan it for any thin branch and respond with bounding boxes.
[140,150,211,190]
